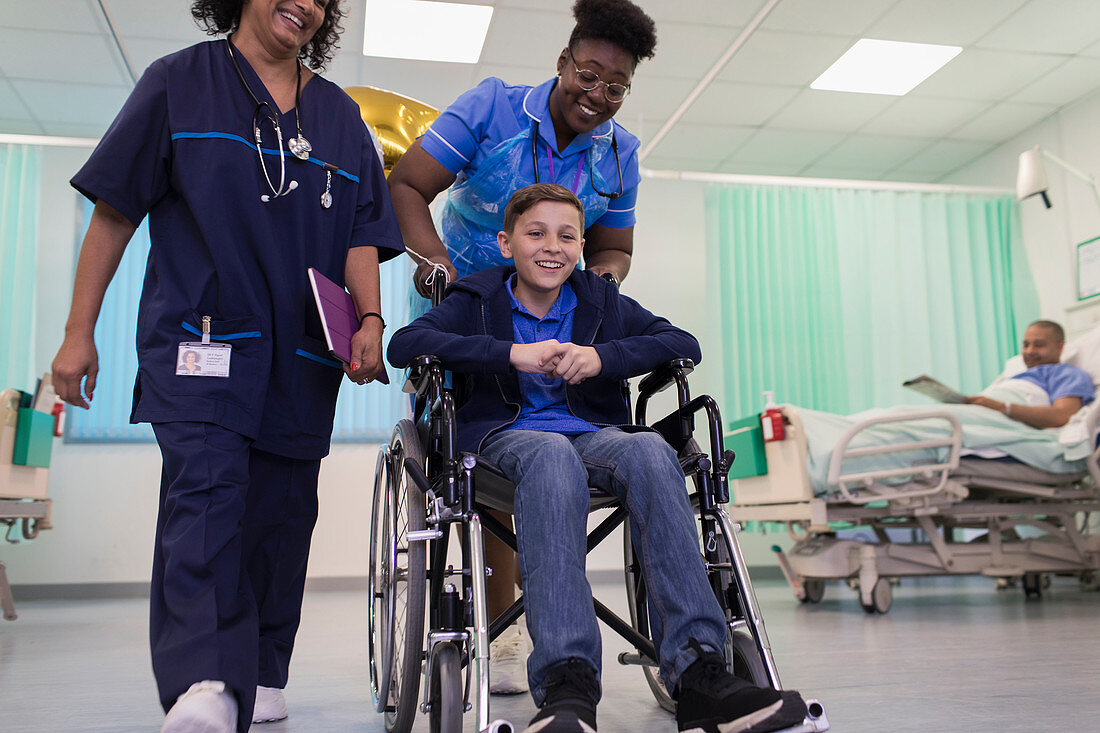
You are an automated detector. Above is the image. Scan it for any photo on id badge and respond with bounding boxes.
[176,342,231,377]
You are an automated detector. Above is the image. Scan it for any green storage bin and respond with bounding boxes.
[725,414,767,479]
[13,408,54,468]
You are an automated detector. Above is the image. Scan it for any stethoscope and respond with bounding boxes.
[226,38,326,205]
[530,129,623,200]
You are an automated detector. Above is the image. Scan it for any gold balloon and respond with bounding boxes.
[345,85,439,177]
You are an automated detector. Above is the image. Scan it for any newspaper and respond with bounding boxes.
[902,375,968,404]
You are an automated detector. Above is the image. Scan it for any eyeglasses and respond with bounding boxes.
[567,48,630,103]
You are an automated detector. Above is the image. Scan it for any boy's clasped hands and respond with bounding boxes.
[510,340,602,384]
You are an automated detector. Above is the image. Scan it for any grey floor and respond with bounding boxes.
[2,575,1098,733]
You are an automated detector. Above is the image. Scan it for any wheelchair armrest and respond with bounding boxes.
[637,358,695,400]
[405,354,445,397]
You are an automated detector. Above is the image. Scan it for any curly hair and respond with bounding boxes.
[191,0,346,71]
[567,0,657,67]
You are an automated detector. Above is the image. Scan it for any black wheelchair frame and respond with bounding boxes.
[368,287,827,733]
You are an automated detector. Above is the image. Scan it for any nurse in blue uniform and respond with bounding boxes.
[386,0,657,694]
[50,2,402,732]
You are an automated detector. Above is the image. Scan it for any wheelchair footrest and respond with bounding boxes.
[779,699,829,733]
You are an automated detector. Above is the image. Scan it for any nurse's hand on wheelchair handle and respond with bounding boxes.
[414,256,458,299]
[52,333,99,409]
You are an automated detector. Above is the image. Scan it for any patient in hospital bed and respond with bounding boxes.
[964,320,1093,428]
[788,319,1099,494]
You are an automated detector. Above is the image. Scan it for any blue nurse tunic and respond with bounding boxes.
[72,40,404,461]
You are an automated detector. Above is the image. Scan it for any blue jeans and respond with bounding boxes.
[480,427,727,705]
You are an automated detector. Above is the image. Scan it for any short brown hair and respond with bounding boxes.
[502,183,585,234]
[1029,319,1065,343]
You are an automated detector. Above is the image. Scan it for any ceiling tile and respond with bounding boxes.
[610,76,697,123]
[725,128,847,167]
[469,63,550,90]
[640,22,746,81]
[0,29,130,86]
[891,139,997,178]
[718,30,853,87]
[977,0,1100,54]
[0,80,33,121]
[0,118,45,135]
[648,123,753,160]
[357,57,479,111]
[761,0,896,36]
[1011,57,1100,105]
[951,101,1057,141]
[479,6,572,68]
[496,0,752,27]
[642,155,723,173]
[814,134,934,170]
[878,168,942,183]
[123,37,202,81]
[39,121,114,139]
[679,81,800,126]
[713,159,805,176]
[104,0,207,42]
[13,79,145,128]
[866,0,1028,46]
[860,96,990,138]
[0,0,103,33]
[907,48,1063,100]
[1081,38,1100,58]
[765,89,897,133]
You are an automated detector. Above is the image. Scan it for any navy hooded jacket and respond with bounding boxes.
[387,266,702,454]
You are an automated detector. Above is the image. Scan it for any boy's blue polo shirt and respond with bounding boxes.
[505,277,599,435]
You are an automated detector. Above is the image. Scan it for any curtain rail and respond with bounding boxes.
[0,134,98,148]
[641,167,1012,195]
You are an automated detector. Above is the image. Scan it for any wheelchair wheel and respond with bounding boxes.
[369,420,428,733]
[428,642,463,733]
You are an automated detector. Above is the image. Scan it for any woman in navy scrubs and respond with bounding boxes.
[386,0,657,694]
[51,1,402,731]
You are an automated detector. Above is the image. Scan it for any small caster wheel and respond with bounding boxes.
[1022,573,1043,599]
[801,578,825,604]
[861,577,892,614]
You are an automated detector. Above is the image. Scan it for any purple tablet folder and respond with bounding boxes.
[307,268,389,385]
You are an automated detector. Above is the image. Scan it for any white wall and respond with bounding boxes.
[946,87,1100,336]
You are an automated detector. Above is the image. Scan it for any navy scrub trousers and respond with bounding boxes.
[151,421,320,729]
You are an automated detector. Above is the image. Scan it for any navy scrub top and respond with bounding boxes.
[72,40,404,460]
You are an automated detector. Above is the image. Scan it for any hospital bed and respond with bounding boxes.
[729,329,1100,614]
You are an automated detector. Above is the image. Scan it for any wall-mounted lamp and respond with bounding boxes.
[1016,145,1100,210]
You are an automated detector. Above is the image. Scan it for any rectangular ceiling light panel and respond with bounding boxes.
[811,38,962,96]
[363,0,493,63]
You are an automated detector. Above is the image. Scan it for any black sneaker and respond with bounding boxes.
[522,659,600,733]
[676,640,807,733]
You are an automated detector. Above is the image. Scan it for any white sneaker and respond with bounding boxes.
[252,685,289,723]
[161,680,237,733]
[490,621,531,694]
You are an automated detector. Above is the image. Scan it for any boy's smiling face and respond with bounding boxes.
[498,200,584,309]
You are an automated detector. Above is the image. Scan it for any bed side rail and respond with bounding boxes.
[826,410,963,505]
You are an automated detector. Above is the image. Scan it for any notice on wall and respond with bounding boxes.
[1078,236,1100,301]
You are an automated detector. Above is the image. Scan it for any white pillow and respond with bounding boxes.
[1062,324,1100,388]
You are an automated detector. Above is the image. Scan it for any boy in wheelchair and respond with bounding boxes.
[388,183,806,733]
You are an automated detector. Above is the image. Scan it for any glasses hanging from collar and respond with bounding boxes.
[226,38,312,203]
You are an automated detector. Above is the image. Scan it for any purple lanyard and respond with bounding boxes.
[545,143,585,194]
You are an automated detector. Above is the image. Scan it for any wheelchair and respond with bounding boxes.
[369,339,830,732]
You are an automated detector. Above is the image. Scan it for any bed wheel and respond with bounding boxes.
[801,579,825,604]
[1022,572,1044,599]
[861,578,892,614]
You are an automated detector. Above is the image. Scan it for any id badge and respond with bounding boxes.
[176,342,232,377]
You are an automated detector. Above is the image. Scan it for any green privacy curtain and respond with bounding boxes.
[705,184,1038,421]
[0,144,41,391]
